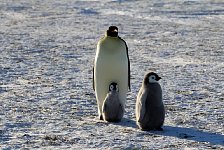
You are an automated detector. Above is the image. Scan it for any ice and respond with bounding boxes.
[0,0,224,149]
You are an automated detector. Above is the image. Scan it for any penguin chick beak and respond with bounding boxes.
[157,77,162,81]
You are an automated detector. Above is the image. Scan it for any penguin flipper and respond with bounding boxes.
[126,44,130,91]
[93,66,95,91]
[138,89,147,122]
[103,103,107,113]
[136,87,143,120]
[127,51,131,91]
[102,94,110,113]
[118,36,130,91]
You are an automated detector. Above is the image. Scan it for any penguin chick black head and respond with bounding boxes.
[144,72,162,84]
[109,82,119,92]
[106,26,118,37]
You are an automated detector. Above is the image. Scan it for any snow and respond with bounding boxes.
[0,0,224,149]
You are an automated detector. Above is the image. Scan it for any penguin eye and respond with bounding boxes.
[151,76,156,80]
[149,75,156,82]
[110,85,114,91]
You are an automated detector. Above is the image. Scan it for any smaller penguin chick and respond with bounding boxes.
[136,72,164,131]
[102,82,124,122]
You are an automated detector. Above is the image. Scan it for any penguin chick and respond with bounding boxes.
[102,82,124,122]
[136,72,165,131]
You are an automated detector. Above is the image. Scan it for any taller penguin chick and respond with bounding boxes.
[93,26,130,120]
[136,72,164,131]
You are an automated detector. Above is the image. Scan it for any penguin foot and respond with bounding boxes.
[139,126,163,131]
[105,118,122,123]
[155,127,163,131]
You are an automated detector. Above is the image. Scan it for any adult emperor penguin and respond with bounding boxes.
[102,82,124,122]
[136,72,165,131]
[93,26,130,120]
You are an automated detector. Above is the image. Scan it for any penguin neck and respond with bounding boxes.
[105,32,118,38]
[143,82,158,89]
[111,90,118,92]
[149,80,158,83]
[109,91,119,95]
[144,80,158,85]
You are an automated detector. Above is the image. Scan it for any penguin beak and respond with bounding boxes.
[113,29,118,33]
[158,76,162,80]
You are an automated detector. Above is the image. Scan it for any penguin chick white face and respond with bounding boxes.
[106,26,118,37]
[145,72,162,84]
[148,75,157,83]
[109,82,119,92]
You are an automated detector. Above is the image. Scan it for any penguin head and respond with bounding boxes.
[106,26,118,37]
[109,82,119,92]
[144,72,162,84]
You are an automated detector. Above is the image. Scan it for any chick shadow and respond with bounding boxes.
[105,118,224,146]
[150,125,224,146]
[111,118,137,128]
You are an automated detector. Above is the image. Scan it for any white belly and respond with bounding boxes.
[94,43,129,113]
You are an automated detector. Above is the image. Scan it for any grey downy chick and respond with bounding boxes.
[136,72,165,131]
[102,82,124,122]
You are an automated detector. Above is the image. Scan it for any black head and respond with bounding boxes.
[144,72,162,84]
[109,82,119,92]
[106,26,118,37]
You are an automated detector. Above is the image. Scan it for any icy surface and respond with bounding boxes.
[0,0,223,149]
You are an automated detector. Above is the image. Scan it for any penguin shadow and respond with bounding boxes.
[150,125,224,146]
[111,118,137,128]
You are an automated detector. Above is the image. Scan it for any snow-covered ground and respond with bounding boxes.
[0,0,223,149]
